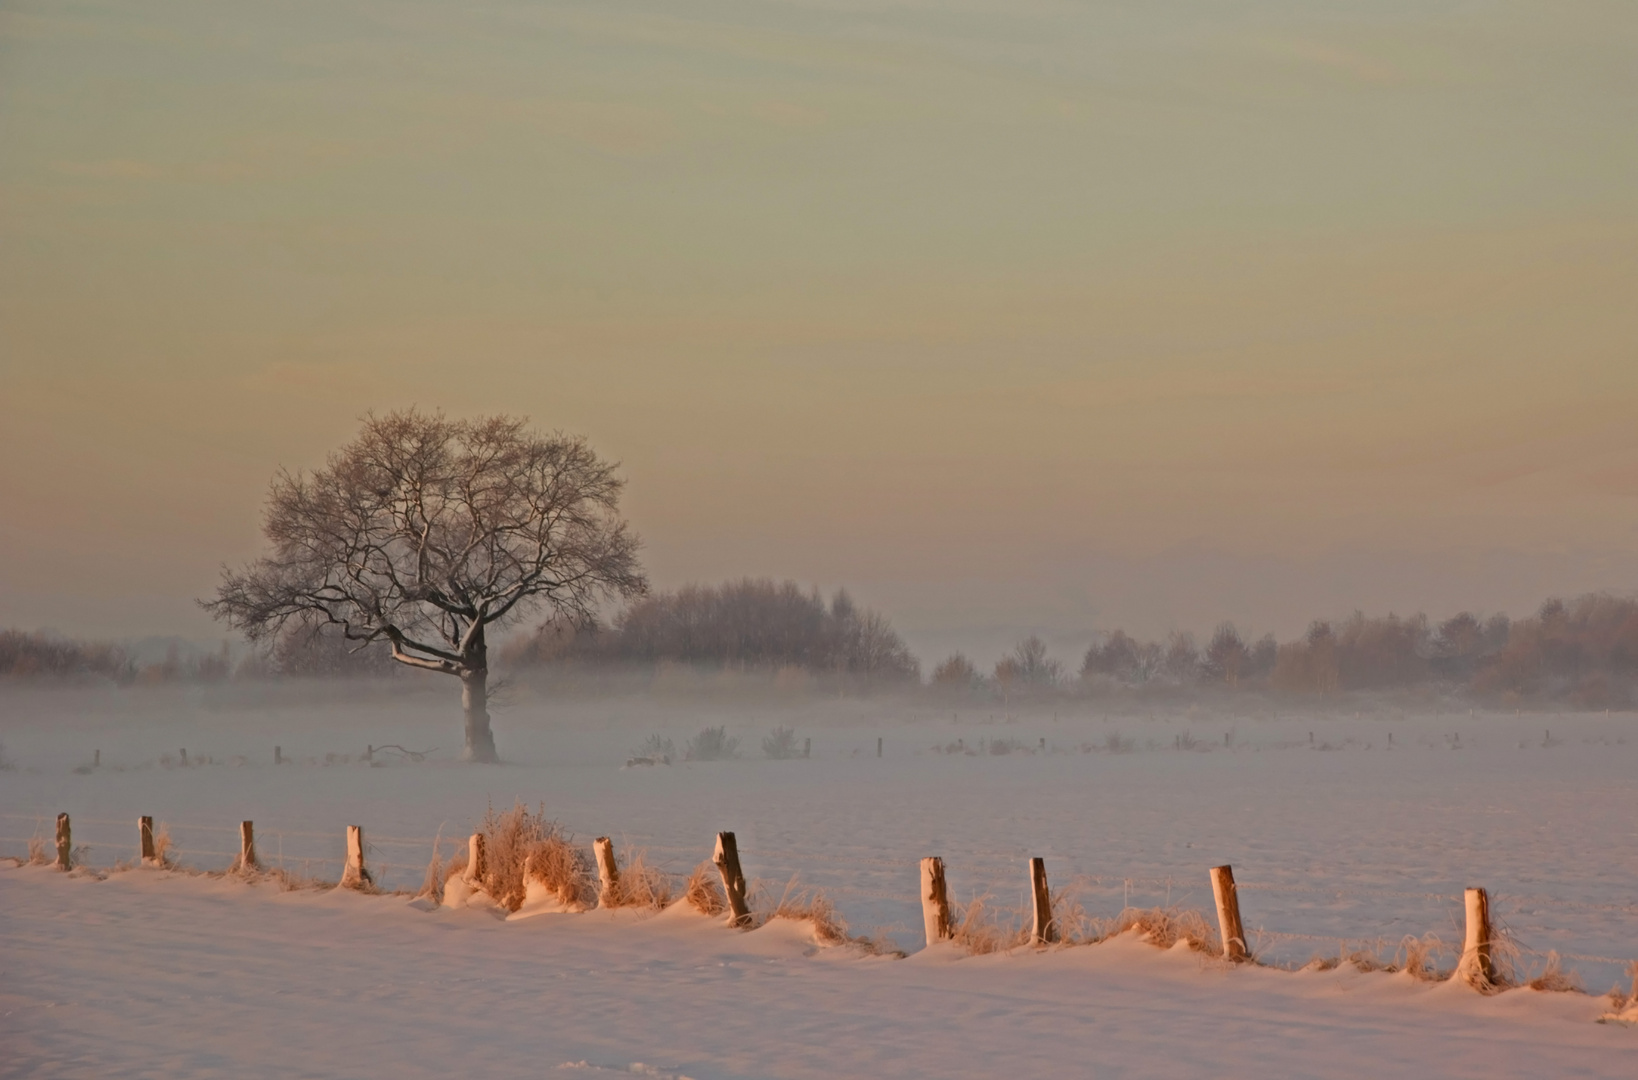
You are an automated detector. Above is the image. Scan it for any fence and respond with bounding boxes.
[4,809,1633,994]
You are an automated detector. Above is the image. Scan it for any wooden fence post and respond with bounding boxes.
[55,813,71,870]
[804,737,811,759]
[1210,865,1247,961]
[139,816,156,864]
[1029,857,1057,945]
[466,833,486,885]
[274,746,282,765]
[1456,887,1496,989]
[238,821,258,872]
[713,831,752,928]
[594,837,620,907]
[877,737,883,758]
[180,748,188,766]
[340,825,371,889]
[94,749,100,768]
[920,856,952,946]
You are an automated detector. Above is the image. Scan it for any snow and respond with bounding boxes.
[3,682,1637,1076]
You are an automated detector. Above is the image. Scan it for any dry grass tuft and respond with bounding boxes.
[266,864,330,892]
[1395,933,1454,982]
[522,831,597,910]
[769,878,849,945]
[416,832,446,904]
[1607,962,1638,1013]
[1048,886,1096,945]
[1097,906,1219,954]
[685,861,726,916]
[472,801,594,912]
[27,834,49,866]
[1524,951,1583,993]
[949,895,1028,955]
[602,848,674,910]
[150,825,175,868]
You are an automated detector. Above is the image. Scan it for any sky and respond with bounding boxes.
[2,0,1636,665]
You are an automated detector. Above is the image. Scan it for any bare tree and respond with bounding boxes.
[1204,622,1249,687]
[203,410,646,761]
[995,635,1062,688]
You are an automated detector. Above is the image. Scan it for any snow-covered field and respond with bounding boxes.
[4,683,1637,1077]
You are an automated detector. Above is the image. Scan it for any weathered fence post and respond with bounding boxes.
[713,831,752,928]
[1456,887,1496,989]
[340,825,371,889]
[877,737,883,758]
[920,856,952,946]
[804,737,811,759]
[237,821,258,873]
[594,837,620,907]
[465,832,486,886]
[1210,865,1247,961]
[180,748,188,766]
[94,749,100,768]
[139,816,156,864]
[55,813,71,870]
[1029,857,1057,945]
[274,745,282,765]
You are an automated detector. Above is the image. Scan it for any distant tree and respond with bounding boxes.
[1162,631,1200,683]
[204,410,646,762]
[1273,620,1340,694]
[931,652,982,688]
[1204,623,1249,686]
[995,635,1062,688]
[1081,630,1161,685]
[1333,611,1429,689]
[1247,633,1278,681]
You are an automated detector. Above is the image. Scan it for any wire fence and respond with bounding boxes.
[4,809,1634,991]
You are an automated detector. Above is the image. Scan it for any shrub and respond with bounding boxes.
[762,726,799,759]
[685,726,740,761]
[632,734,675,763]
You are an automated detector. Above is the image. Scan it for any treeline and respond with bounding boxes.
[9,590,1637,707]
[931,593,1638,709]
[503,578,920,682]
[0,632,233,684]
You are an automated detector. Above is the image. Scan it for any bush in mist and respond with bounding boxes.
[762,726,800,759]
[685,726,740,761]
[632,734,675,762]
[505,579,919,682]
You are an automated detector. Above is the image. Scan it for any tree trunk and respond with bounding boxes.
[460,626,497,763]
[462,667,497,762]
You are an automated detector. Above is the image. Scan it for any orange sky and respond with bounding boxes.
[2,1,1635,663]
